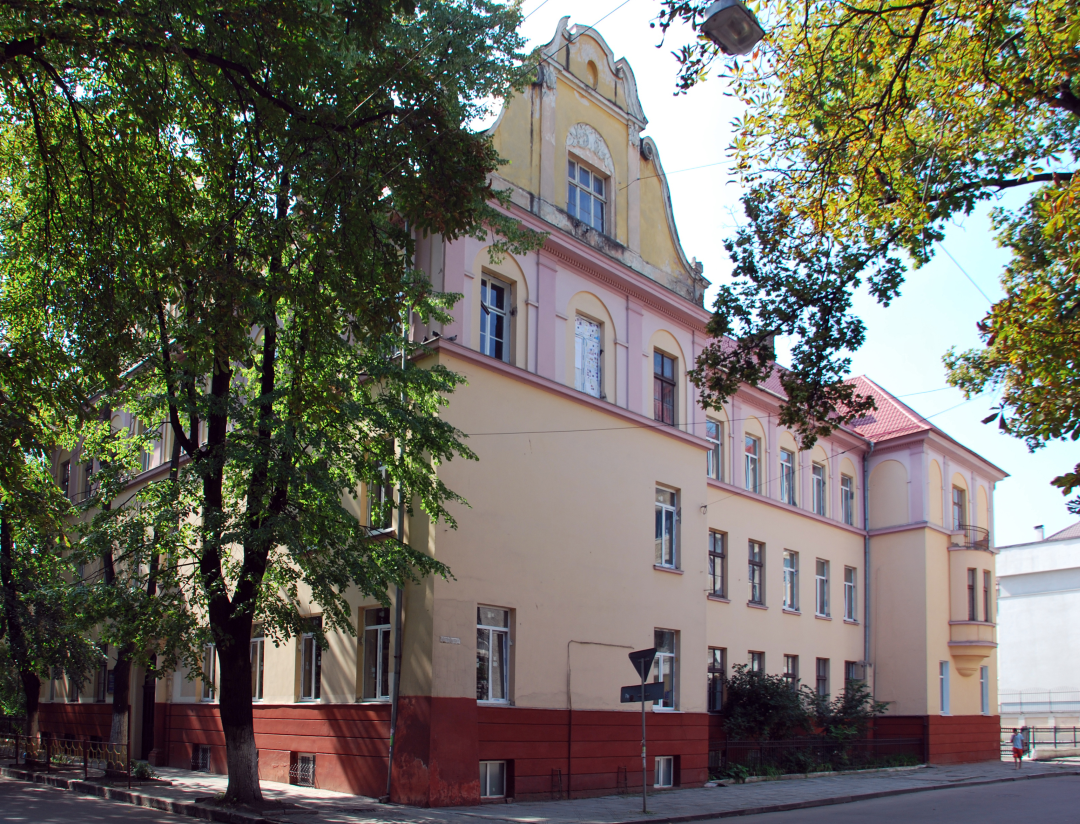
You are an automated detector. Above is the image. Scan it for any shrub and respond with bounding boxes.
[722,665,810,740]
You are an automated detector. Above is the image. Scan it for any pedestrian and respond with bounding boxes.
[1010,728,1025,769]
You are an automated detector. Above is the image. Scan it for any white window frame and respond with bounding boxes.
[783,550,799,611]
[654,755,674,788]
[567,157,607,233]
[201,644,216,702]
[780,449,796,504]
[812,463,826,516]
[477,607,510,703]
[574,315,602,398]
[841,475,855,525]
[940,661,950,715]
[749,651,764,673]
[980,666,989,715]
[844,566,857,621]
[250,636,264,701]
[952,486,966,530]
[480,275,510,363]
[784,654,799,689]
[479,760,507,798]
[744,435,760,492]
[815,559,830,617]
[706,420,722,480]
[300,619,322,701]
[363,607,392,701]
[748,541,765,605]
[652,629,677,710]
[707,648,726,713]
[708,531,726,597]
[655,487,678,569]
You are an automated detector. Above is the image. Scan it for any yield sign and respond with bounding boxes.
[628,647,657,681]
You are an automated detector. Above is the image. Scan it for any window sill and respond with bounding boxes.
[843,619,860,626]
[654,564,683,575]
[815,613,832,621]
[358,698,391,704]
[747,602,768,610]
[782,608,801,616]
[651,707,681,713]
[478,699,511,706]
[707,594,730,603]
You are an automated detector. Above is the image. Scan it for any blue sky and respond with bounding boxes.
[513,0,1075,546]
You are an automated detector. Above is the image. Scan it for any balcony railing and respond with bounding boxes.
[952,523,990,551]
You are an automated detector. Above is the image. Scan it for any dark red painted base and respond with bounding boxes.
[877,714,1001,764]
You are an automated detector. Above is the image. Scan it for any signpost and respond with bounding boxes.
[624,648,657,814]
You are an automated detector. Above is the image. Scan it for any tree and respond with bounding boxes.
[721,665,810,740]
[1,0,541,803]
[803,679,889,738]
[653,0,1080,472]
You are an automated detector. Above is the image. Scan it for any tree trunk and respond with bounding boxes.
[21,671,39,738]
[218,633,260,802]
[110,643,133,746]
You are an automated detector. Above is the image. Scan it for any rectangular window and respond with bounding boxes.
[81,461,95,502]
[812,463,826,516]
[201,644,216,702]
[477,606,510,703]
[369,466,394,531]
[655,487,678,569]
[68,675,80,703]
[816,658,829,697]
[844,566,857,621]
[967,568,977,620]
[94,654,107,704]
[132,420,152,472]
[845,660,861,683]
[706,420,723,480]
[193,744,212,773]
[652,629,677,710]
[250,636,264,701]
[749,541,765,604]
[363,607,392,701]
[744,436,760,492]
[567,158,606,233]
[780,449,796,504]
[479,760,507,798]
[653,352,676,425]
[784,655,799,689]
[952,487,966,530]
[709,531,726,597]
[707,648,726,713]
[815,559,830,617]
[980,666,989,714]
[59,460,71,498]
[292,753,316,787]
[783,550,798,611]
[749,651,764,673]
[983,570,992,622]
[574,316,602,398]
[841,475,855,525]
[480,276,509,362]
[300,618,322,701]
[940,661,950,714]
[654,755,674,788]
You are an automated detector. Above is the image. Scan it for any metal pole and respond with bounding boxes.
[83,738,88,781]
[640,668,647,814]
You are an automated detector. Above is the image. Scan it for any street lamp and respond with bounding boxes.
[700,0,765,55]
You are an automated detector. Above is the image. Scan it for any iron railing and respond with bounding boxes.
[0,734,130,786]
[1000,691,1080,715]
[1000,726,1080,756]
[953,523,991,551]
[708,737,924,778]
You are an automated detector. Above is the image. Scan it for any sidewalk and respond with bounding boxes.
[4,759,1078,824]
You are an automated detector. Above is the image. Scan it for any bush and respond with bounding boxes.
[131,761,157,780]
[722,665,810,740]
[803,679,890,738]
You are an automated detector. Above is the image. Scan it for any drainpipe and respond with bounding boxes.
[383,305,411,803]
[862,442,875,690]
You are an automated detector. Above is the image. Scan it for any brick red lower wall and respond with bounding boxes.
[39,703,113,740]
[877,714,1000,764]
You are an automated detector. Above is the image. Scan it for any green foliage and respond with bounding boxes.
[803,679,890,738]
[721,664,809,740]
[655,0,1080,483]
[131,760,158,780]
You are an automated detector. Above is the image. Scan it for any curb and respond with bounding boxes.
[0,767,277,824]
[596,769,1080,824]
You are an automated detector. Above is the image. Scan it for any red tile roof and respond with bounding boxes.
[845,375,933,443]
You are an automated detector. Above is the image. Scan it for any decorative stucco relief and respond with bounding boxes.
[567,123,614,176]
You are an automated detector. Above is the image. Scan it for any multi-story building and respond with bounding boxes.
[40,19,1005,806]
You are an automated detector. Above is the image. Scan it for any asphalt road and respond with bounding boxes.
[730,774,1080,823]
[0,778,183,823]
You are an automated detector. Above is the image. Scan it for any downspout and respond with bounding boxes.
[863,442,875,690]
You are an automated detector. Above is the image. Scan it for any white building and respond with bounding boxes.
[997,522,1080,726]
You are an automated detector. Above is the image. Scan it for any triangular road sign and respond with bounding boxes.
[628,647,657,681]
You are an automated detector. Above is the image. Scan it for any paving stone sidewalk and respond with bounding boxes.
[4,759,1078,824]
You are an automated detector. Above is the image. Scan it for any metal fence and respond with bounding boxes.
[708,737,924,778]
[0,734,130,786]
[1000,727,1080,756]
[999,692,1080,716]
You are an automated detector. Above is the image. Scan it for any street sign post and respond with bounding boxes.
[620,682,666,703]
[626,648,657,814]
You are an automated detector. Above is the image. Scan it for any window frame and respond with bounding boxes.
[300,617,323,702]
[652,629,677,710]
[363,606,393,701]
[477,606,510,704]
[815,559,830,617]
[845,660,861,684]
[812,463,826,516]
[201,644,217,702]
[952,486,966,530]
[980,666,989,715]
[983,570,992,622]
[940,661,951,715]
[815,658,829,697]
[779,449,796,505]
[368,465,394,532]
[749,651,764,673]
[967,567,977,621]
[783,654,799,690]
[574,315,603,398]
[708,531,726,597]
[841,475,855,525]
[567,157,607,233]
[782,550,799,611]
[59,460,71,499]
[707,648,726,713]
[654,755,674,788]
[653,351,677,426]
[479,760,507,798]
[844,566,858,622]
[480,274,511,363]
[250,636,264,701]
[748,541,765,605]
[655,487,678,570]
[744,435,760,492]
[706,419,723,480]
